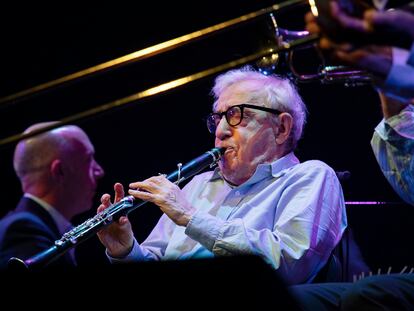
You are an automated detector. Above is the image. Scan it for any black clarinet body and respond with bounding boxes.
[7,147,225,271]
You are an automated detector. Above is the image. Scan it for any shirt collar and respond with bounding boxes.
[209,152,300,186]
[24,193,72,235]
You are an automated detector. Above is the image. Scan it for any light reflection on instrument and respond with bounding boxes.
[4,0,407,146]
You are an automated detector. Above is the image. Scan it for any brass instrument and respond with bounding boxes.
[0,0,308,108]
[0,0,377,148]
[259,12,371,86]
[8,147,225,271]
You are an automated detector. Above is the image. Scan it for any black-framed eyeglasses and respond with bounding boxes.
[206,103,282,134]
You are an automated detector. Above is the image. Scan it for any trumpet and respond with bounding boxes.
[8,147,225,271]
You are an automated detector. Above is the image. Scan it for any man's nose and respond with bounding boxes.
[215,116,232,140]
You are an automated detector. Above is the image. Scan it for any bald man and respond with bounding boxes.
[0,123,104,270]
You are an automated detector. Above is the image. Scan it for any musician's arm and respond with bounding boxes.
[371,97,414,206]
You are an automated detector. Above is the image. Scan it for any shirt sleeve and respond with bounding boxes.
[381,47,414,102]
[106,173,212,263]
[371,105,414,206]
[106,213,177,263]
[185,162,347,284]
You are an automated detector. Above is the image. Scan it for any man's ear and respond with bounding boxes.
[50,159,64,179]
[275,113,293,145]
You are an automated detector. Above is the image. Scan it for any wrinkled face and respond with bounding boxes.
[62,129,104,215]
[214,80,280,185]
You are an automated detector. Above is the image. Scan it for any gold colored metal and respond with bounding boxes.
[0,0,307,106]
[309,0,319,17]
[0,35,320,148]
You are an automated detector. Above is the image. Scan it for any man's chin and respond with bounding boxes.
[219,165,238,183]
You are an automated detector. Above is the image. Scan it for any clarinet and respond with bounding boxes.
[8,147,225,271]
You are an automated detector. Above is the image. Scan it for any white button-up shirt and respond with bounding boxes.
[110,152,347,284]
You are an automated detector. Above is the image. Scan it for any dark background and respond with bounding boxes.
[0,0,412,271]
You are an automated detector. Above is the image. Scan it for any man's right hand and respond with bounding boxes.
[363,8,414,48]
[309,2,414,49]
[305,5,393,82]
[96,183,135,258]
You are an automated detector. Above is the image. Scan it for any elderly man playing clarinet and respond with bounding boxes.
[96,66,347,285]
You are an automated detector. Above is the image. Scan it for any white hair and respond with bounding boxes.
[212,65,307,150]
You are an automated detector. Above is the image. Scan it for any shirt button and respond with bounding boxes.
[235,191,240,196]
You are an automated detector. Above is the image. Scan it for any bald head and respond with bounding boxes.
[13,123,84,181]
[13,122,104,219]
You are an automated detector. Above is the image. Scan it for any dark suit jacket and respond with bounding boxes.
[0,197,76,270]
